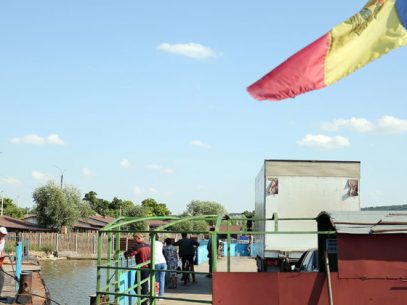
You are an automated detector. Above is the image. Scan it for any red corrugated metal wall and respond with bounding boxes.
[337,234,407,279]
[212,272,407,305]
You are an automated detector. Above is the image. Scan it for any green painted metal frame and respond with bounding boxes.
[96,214,336,305]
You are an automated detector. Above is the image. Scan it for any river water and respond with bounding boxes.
[40,260,99,305]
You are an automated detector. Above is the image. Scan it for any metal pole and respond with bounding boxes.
[150,233,156,305]
[273,212,279,232]
[211,231,217,272]
[106,232,111,297]
[227,220,231,272]
[53,166,66,189]
[96,232,103,305]
[324,251,334,305]
[115,229,120,304]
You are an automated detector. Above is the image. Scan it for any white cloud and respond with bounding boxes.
[297,134,350,149]
[11,134,45,145]
[321,117,374,133]
[321,116,407,134]
[32,171,49,181]
[162,168,175,174]
[11,134,65,145]
[82,167,93,177]
[133,186,142,195]
[120,159,130,168]
[47,134,64,145]
[148,187,158,194]
[376,115,407,133]
[0,177,21,185]
[146,164,175,174]
[146,164,162,171]
[157,42,220,59]
[190,140,212,149]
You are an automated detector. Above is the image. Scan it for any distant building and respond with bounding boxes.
[23,214,168,233]
[0,215,50,233]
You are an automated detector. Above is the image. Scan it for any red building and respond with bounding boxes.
[213,211,407,305]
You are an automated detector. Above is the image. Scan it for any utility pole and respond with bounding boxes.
[53,166,66,189]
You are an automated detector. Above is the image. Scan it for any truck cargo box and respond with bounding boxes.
[255,160,360,271]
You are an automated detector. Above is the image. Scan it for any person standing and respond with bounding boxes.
[207,227,219,278]
[154,236,167,299]
[163,238,178,289]
[124,233,151,304]
[0,227,8,298]
[173,233,199,283]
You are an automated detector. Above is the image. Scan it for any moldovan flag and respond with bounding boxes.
[247,0,407,101]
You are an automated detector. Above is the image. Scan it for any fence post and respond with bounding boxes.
[75,234,78,253]
[126,237,128,251]
[93,235,96,255]
[39,233,42,248]
[56,233,59,252]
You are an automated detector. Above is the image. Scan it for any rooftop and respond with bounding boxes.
[317,211,407,234]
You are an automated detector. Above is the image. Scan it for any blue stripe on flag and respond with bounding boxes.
[396,0,407,30]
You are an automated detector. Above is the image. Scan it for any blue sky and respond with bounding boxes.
[0,1,406,213]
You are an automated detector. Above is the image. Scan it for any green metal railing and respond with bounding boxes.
[95,214,336,305]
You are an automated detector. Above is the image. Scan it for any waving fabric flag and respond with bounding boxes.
[247,0,407,102]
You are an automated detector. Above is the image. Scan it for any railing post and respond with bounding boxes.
[150,233,156,304]
[115,230,120,305]
[106,232,111,297]
[137,266,141,305]
[211,231,217,272]
[273,212,279,232]
[227,220,231,272]
[96,232,102,305]
[114,227,121,304]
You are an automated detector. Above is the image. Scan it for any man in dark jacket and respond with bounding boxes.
[124,233,151,304]
[173,233,199,283]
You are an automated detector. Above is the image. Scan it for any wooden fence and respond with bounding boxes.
[14,232,201,256]
[20,232,114,255]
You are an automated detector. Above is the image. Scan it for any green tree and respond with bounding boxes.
[169,201,227,232]
[109,197,134,217]
[83,191,98,211]
[83,191,109,215]
[33,182,81,230]
[186,200,227,225]
[77,201,95,218]
[242,210,255,231]
[83,192,135,217]
[141,198,171,216]
[124,205,148,231]
[2,198,25,219]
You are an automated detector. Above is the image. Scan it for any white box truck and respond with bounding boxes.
[255,160,360,271]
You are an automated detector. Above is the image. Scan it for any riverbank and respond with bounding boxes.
[29,251,108,261]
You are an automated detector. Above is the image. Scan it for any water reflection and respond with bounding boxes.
[40,260,99,305]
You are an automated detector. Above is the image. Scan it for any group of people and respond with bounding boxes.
[124,231,218,303]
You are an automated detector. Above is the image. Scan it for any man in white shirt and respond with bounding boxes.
[154,235,167,300]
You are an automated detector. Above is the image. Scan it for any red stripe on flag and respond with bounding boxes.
[247,33,330,101]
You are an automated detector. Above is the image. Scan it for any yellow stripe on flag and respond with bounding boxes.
[325,0,407,85]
